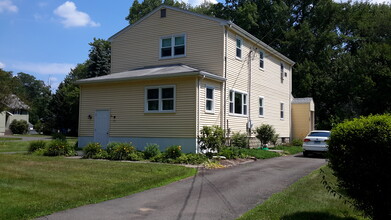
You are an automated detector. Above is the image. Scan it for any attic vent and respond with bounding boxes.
[161,9,166,18]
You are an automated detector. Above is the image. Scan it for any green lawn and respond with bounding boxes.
[0,139,77,153]
[238,166,367,220]
[0,137,22,141]
[0,154,196,219]
[0,140,32,152]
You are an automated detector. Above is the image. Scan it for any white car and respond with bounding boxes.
[302,130,331,157]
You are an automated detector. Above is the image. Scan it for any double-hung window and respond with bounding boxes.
[280,102,284,119]
[259,97,264,117]
[259,51,264,69]
[145,86,175,112]
[229,90,247,116]
[160,35,185,58]
[205,87,214,113]
[236,37,242,59]
[280,62,284,80]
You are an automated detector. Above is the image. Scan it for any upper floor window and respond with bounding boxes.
[280,102,284,119]
[145,85,175,112]
[229,90,247,116]
[259,51,264,69]
[280,62,284,80]
[259,97,264,117]
[160,35,185,59]
[236,37,242,59]
[205,87,214,113]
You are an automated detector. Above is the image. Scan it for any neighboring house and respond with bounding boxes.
[292,97,315,140]
[77,5,297,152]
[0,94,30,135]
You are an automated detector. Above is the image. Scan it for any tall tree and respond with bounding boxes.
[0,69,15,111]
[85,38,111,78]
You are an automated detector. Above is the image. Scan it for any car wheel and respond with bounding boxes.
[303,151,309,157]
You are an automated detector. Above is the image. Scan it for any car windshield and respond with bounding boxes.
[308,132,330,137]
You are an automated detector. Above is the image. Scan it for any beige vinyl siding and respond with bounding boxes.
[111,8,224,76]
[79,76,197,138]
[292,103,311,139]
[0,112,5,134]
[225,29,292,137]
[199,79,222,129]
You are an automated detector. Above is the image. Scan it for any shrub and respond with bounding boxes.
[173,153,208,164]
[107,142,136,160]
[44,139,75,156]
[83,142,104,159]
[52,133,66,141]
[198,126,225,152]
[165,145,182,159]
[327,114,391,219]
[230,132,248,148]
[144,144,161,159]
[291,138,303,146]
[28,140,46,153]
[219,147,241,159]
[9,119,28,134]
[255,124,277,146]
[127,151,144,161]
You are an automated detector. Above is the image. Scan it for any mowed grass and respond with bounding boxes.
[238,166,368,220]
[0,154,196,219]
[0,137,22,141]
[0,140,32,152]
[0,138,77,153]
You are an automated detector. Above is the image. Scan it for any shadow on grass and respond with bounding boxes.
[281,211,358,220]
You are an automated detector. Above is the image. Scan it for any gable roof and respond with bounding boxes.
[76,64,226,85]
[108,5,294,65]
[4,94,30,110]
[292,97,314,104]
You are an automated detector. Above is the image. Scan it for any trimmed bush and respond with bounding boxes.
[28,140,46,153]
[52,133,66,141]
[291,138,303,146]
[255,124,277,146]
[9,119,28,134]
[144,144,161,159]
[83,142,104,159]
[107,142,136,160]
[165,145,182,159]
[198,126,225,152]
[127,151,144,161]
[44,140,75,156]
[219,147,242,159]
[230,132,248,148]
[328,114,391,219]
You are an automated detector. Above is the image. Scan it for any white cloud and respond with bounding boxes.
[0,0,18,13]
[0,61,5,69]
[12,62,75,75]
[54,1,100,28]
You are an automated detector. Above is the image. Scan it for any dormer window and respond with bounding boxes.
[160,34,186,59]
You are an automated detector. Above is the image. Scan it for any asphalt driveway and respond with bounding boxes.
[38,154,326,220]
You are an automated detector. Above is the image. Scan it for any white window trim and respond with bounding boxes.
[280,62,285,81]
[205,86,215,114]
[159,34,186,59]
[145,85,176,113]
[280,102,284,120]
[259,96,264,117]
[259,50,265,70]
[236,36,243,60]
[229,89,248,117]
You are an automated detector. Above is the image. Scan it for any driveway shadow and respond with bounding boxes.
[281,211,358,220]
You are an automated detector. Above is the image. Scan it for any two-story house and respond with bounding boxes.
[76,5,295,152]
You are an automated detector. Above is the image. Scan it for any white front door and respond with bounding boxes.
[94,110,110,146]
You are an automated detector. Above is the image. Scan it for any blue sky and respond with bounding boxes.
[0,0,386,91]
